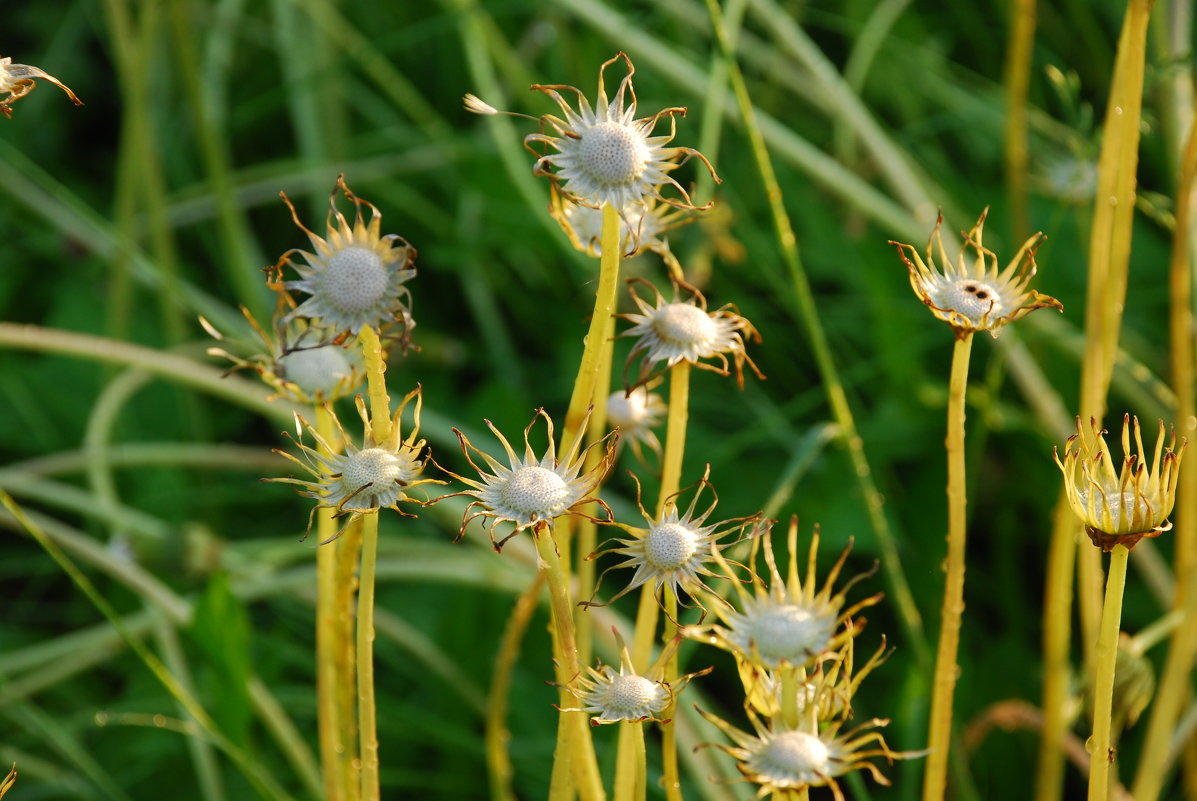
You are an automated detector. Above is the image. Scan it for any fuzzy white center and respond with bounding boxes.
[607,389,650,428]
[744,604,832,665]
[341,448,404,497]
[645,522,699,571]
[319,247,388,314]
[652,304,717,348]
[278,346,353,396]
[579,121,649,187]
[1079,485,1160,534]
[760,731,832,778]
[499,466,571,518]
[602,674,665,716]
[937,279,1004,326]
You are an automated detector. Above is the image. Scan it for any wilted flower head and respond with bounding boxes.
[586,466,758,608]
[697,642,905,799]
[1055,414,1185,551]
[467,52,718,246]
[622,277,763,389]
[439,408,617,550]
[269,388,437,538]
[203,304,364,404]
[890,208,1062,338]
[549,186,693,258]
[684,518,878,673]
[273,175,417,341]
[0,56,82,118]
[561,629,705,725]
[605,385,666,462]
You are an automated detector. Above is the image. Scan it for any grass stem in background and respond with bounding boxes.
[922,333,973,801]
[1130,99,1197,801]
[1089,546,1130,801]
[703,0,929,671]
[1003,0,1036,243]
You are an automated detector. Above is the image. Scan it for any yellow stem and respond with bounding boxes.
[1003,0,1036,244]
[657,362,691,518]
[355,325,390,801]
[660,591,681,801]
[538,528,605,801]
[1089,546,1130,801]
[486,573,545,801]
[613,721,646,801]
[1130,93,1197,801]
[315,406,351,801]
[922,333,973,801]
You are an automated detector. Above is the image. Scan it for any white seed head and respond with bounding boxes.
[277,345,355,397]
[653,303,718,348]
[579,121,650,187]
[498,465,571,518]
[737,604,834,668]
[645,522,700,571]
[606,388,654,429]
[752,731,834,784]
[317,247,389,315]
[931,279,1005,328]
[337,447,409,510]
[585,671,670,722]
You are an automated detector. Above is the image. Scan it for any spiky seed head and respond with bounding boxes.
[0,56,82,118]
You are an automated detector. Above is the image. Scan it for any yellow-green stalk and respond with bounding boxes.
[356,325,391,801]
[1037,2,1151,797]
[1089,546,1130,801]
[613,720,647,801]
[1003,0,1036,244]
[1129,97,1197,801]
[922,334,974,801]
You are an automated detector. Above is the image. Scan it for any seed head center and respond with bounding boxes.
[653,304,716,348]
[500,466,571,518]
[319,247,388,314]
[606,674,660,711]
[941,279,1003,325]
[645,522,700,570]
[748,604,831,664]
[341,448,403,496]
[278,346,353,396]
[762,731,831,776]
[579,121,649,187]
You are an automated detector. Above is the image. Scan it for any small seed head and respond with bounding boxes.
[645,522,700,571]
[498,465,571,518]
[580,121,650,187]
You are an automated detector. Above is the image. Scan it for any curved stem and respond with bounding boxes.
[1089,546,1130,801]
[922,333,974,801]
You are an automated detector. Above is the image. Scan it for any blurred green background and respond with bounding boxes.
[0,0,1187,799]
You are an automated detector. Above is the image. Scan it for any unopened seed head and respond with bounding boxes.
[739,604,834,668]
[277,345,355,397]
[757,731,833,781]
[653,303,718,348]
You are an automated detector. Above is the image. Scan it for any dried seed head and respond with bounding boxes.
[0,56,82,118]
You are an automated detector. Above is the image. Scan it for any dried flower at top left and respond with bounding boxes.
[0,56,82,118]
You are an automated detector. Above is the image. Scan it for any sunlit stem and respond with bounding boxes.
[538,527,605,801]
[315,406,357,801]
[1089,545,1130,801]
[922,332,973,801]
[355,325,391,801]
[486,574,544,801]
[1003,0,1036,243]
[613,721,646,801]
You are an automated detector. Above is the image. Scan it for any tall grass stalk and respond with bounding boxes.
[1130,100,1197,801]
[1037,2,1150,795]
[703,0,929,672]
[1003,0,1036,243]
[921,333,974,801]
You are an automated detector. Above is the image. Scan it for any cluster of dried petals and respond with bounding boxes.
[1055,414,1186,551]
[268,388,440,539]
[0,56,82,119]
[438,408,617,551]
[548,185,694,258]
[621,277,763,389]
[890,208,1062,339]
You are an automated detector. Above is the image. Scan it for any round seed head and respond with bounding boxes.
[645,521,700,571]
[652,302,719,349]
[752,731,833,784]
[498,465,572,518]
[316,247,389,316]
[579,121,650,187]
[277,344,357,398]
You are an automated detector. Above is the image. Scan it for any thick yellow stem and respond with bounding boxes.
[1089,546,1130,801]
[922,333,973,801]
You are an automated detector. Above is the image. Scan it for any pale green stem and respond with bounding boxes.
[486,573,545,801]
[1004,0,1037,244]
[703,0,928,669]
[1130,91,1197,801]
[356,326,391,801]
[356,513,381,801]
[315,405,354,801]
[1089,546,1130,801]
[537,529,605,801]
[155,618,224,801]
[922,333,973,801]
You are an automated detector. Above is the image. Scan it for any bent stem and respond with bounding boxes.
[1089,545,1130,801]
[922,333,974,801]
